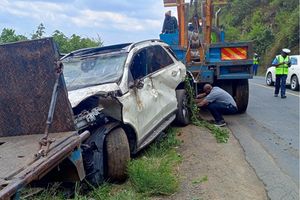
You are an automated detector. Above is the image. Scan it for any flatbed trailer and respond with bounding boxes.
[0,131,89,199]
[0,38,88,200]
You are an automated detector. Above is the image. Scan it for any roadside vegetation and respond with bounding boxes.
[0,23,102,53]
[218,0,299,72]
[25,128,181,200]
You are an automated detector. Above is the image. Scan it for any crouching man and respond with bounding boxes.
[195,84,238,127]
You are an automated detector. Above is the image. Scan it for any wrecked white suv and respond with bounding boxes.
[61,40,189,184]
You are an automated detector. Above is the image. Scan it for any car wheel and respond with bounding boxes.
[104,128,130,182]
[266,72,274,86]
[290,75,299,91]
[175,89,190,126]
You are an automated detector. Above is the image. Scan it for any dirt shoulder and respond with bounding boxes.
[153,125,267,200]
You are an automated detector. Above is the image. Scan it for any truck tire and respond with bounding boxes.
[234,79,249,113]
[174,89,190,126]
[104,128,130,182]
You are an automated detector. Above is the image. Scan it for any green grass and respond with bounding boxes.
[128,156,178,196]
[127,127,181,196]
[145,127,181,157]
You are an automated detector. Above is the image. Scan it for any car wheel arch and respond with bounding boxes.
[266,71,274,86]
[122,124,138,154]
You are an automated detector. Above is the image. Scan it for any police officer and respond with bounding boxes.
[253,53,259,76]
[272,48,291,98]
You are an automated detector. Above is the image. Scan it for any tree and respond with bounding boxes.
[52,30,102,54]
[219,0,299,70]
[0,28,28,44]
[31,23,46,39]
[0,24,103,53]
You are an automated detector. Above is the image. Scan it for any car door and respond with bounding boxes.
[145,45,184,124]
[120,47,164,143]
[119,45,184,145]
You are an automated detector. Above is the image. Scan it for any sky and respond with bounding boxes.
[0,0,178,46]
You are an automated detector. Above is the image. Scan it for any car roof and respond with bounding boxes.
[61,39,167,60]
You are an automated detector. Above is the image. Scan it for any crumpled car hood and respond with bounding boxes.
[68,83,120,108]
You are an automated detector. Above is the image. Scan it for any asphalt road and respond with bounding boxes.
[225,76,299,200]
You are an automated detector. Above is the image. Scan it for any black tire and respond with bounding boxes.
[175,89,190,126]
[290,75,299,91]
[234,79,249,113]
[104,128,130,182]
[266,72,274,86]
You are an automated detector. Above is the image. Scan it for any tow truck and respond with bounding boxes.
[160,0,254,112]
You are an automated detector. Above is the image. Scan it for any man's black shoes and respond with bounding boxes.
[214,120,226,127]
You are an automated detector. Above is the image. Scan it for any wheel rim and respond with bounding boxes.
[266,73,272,85]
[291,77,297,89]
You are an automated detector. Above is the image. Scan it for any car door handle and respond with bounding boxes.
[171,70,179,77]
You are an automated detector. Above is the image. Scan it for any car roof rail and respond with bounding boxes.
[61,43,132,59]
[128,39,164,51]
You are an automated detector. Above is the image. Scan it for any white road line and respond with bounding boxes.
[250,82,300,97]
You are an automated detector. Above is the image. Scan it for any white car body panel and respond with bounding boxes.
[266,55,300,86]
[68,83,120,108]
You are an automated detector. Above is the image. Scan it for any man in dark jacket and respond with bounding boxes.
[162,10,178,34]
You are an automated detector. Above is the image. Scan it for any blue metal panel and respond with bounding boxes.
[187,65,214,83]
[208,47,221,62]
[219,73,253,79]
[209,60,253,66]
[160,32,187,62]
[159,32,179,47]
[173,49,186,62]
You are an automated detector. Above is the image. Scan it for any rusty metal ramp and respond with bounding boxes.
[0,38,80,199]
[0,38,75,137]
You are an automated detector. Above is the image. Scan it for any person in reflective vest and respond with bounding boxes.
[253,53,259,76]
[272,48,291,98]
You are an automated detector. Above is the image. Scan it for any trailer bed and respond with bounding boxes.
[0,131,85,199]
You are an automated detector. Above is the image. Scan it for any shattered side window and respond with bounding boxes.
[146,45,174,74]
[130,49,147,80]
[62,52,128,90]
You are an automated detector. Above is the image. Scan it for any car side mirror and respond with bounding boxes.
[129,79,144,89]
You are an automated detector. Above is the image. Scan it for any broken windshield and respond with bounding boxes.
[62,52,128,90]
